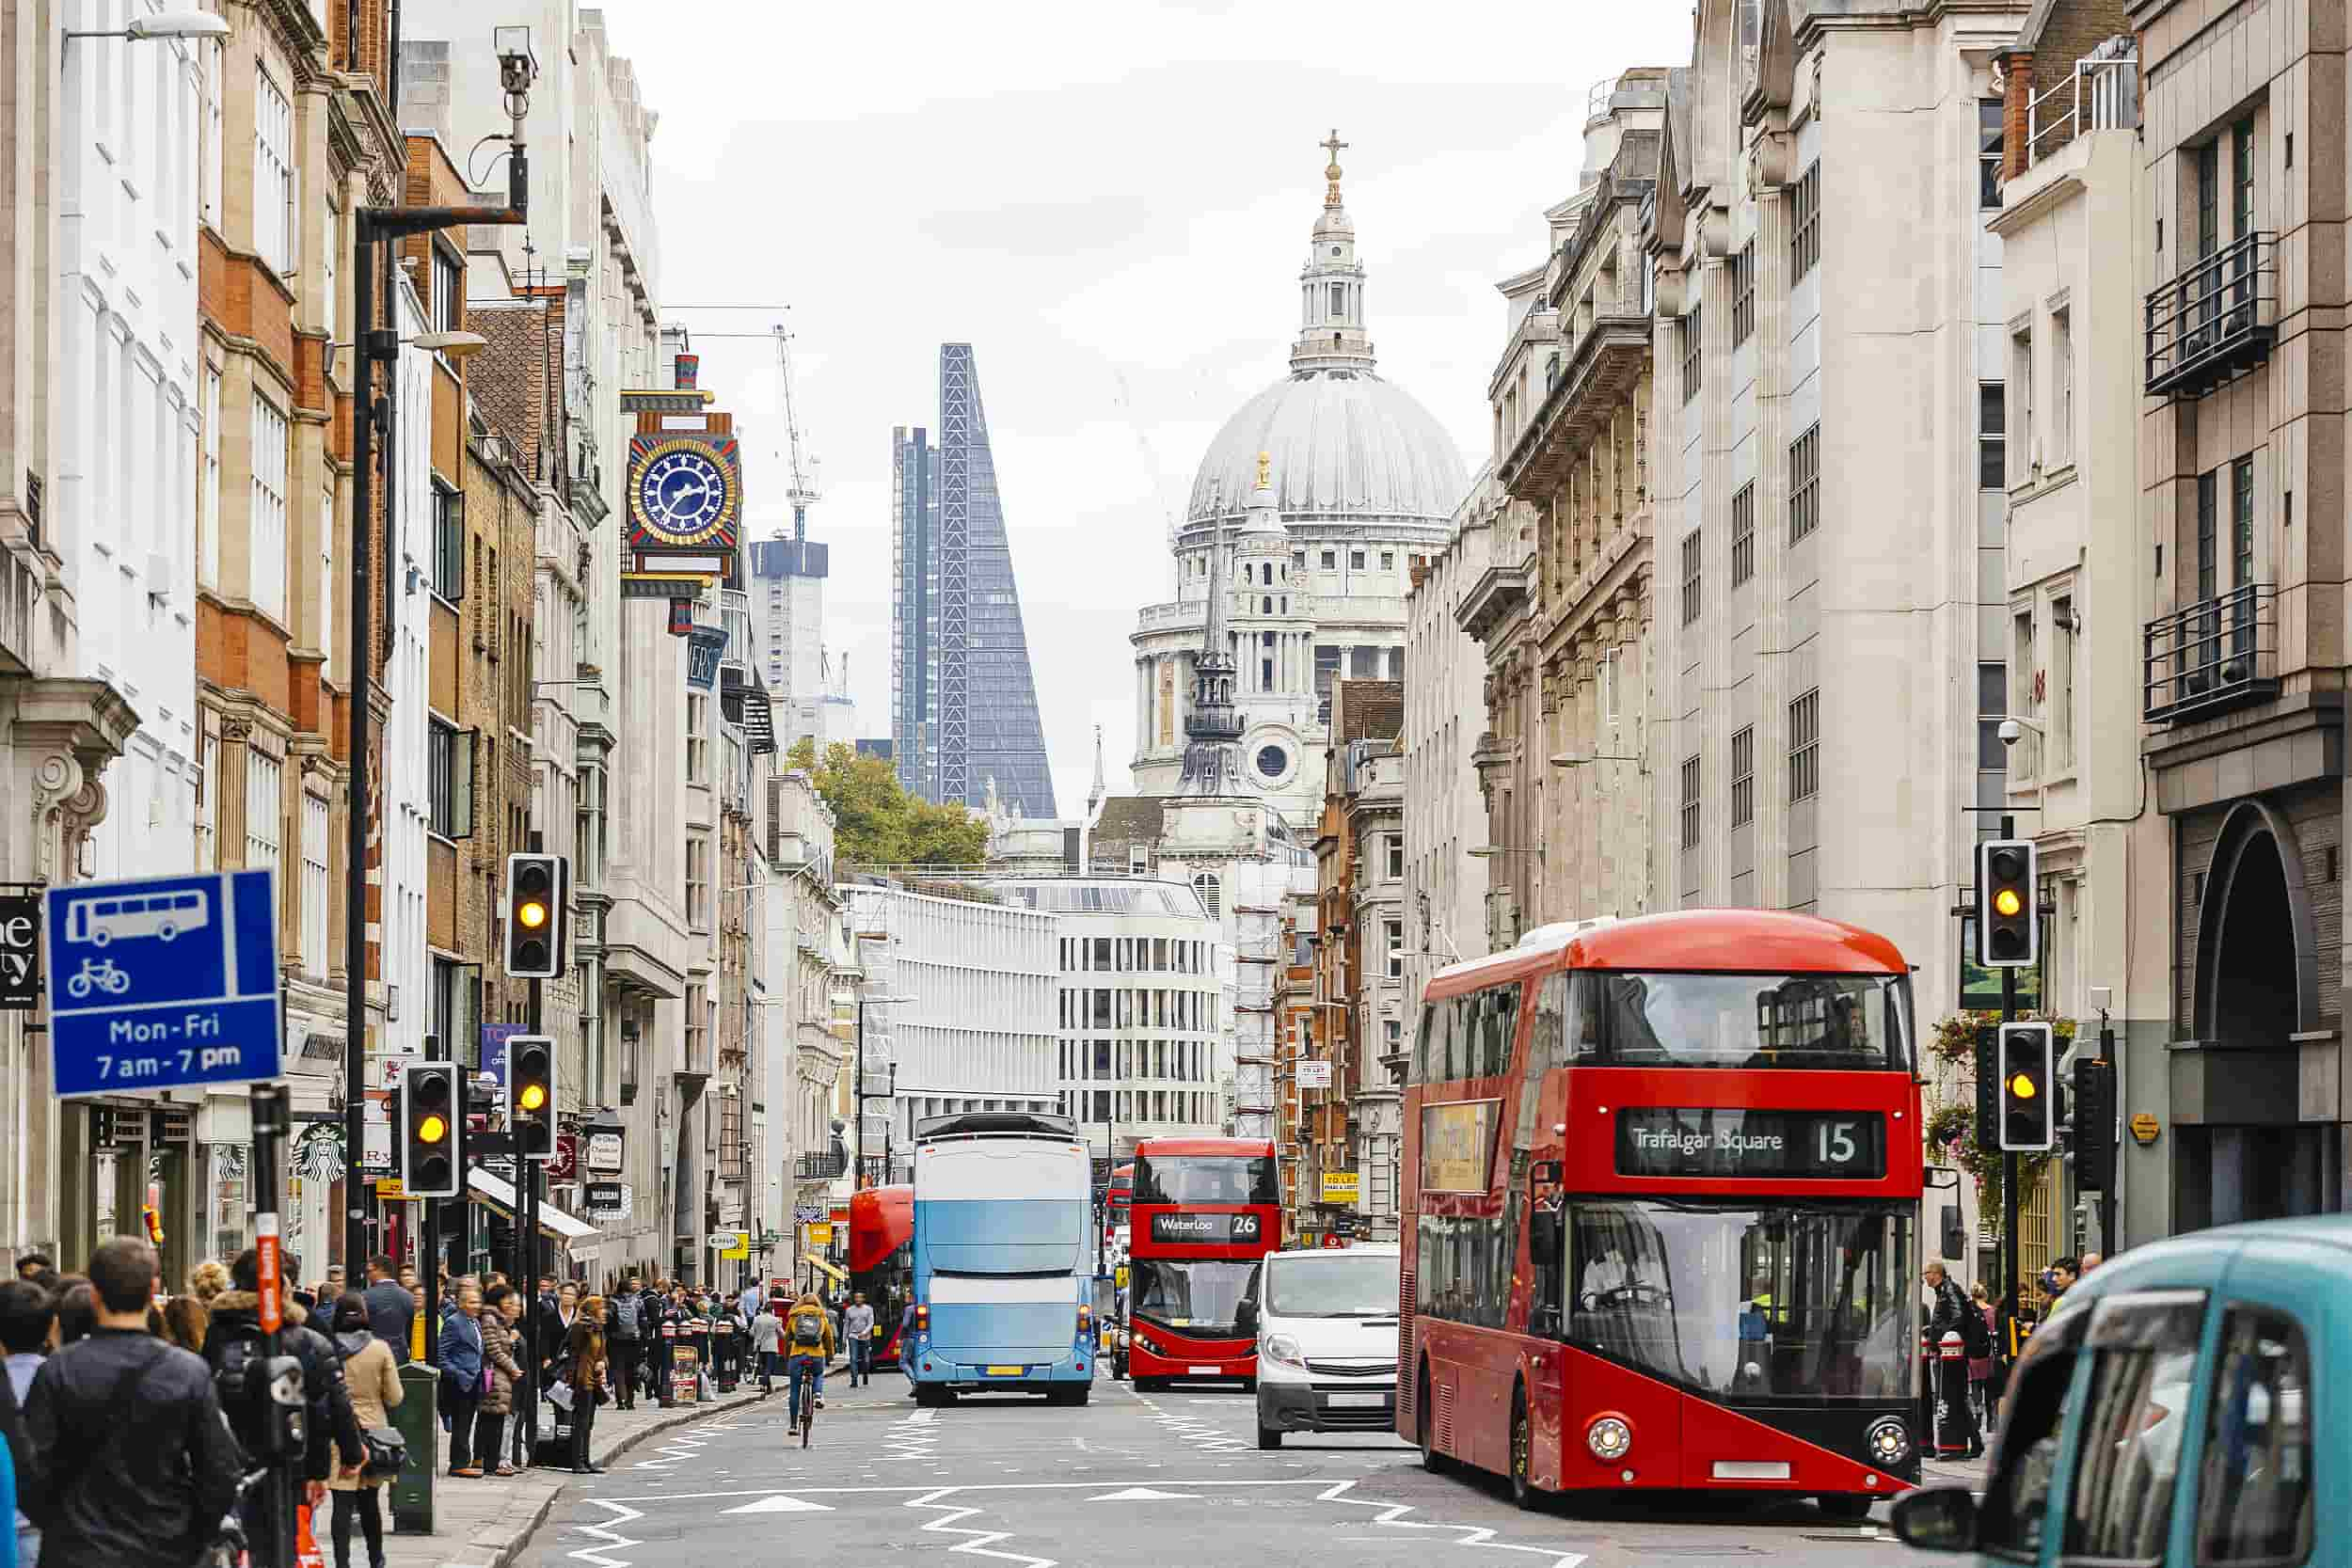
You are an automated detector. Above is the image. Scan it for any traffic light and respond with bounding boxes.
[2074,1054,2117,1191]
[1976,839,2039,968]
[403,1061,463,1196]
[503,853,567,978]
[507,1035,556,1161]
[1997,1022,2056,1152]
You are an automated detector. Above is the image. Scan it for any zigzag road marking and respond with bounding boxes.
[905,1486,1058,1568]
[879,1405,946,1463]
[1130,1391,1250,1454]
[564,1498,645,1568]
[629,1418,741,1471]
[1314,1478,1588,1568]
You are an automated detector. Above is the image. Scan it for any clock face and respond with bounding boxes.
[632,444,736,545]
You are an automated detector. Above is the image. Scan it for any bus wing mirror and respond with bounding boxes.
[1235,1298,1259,1335]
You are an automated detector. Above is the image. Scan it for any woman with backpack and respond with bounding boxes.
[326,1292,403,1568]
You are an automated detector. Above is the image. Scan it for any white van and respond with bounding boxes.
[1243,1242,1402,1448]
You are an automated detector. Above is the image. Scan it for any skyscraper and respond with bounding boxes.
[891,344,1057,818]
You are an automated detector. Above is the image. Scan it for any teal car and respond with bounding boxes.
[1894,1216,2325,1565]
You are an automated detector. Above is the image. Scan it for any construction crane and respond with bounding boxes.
[771,319,822,541]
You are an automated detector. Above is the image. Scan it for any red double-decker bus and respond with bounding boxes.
[849,1184,914,1367]
[1400,911,1921,1517]
[1126,1137,1279,1388]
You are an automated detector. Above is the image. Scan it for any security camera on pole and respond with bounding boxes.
[1975,832,2039,1361]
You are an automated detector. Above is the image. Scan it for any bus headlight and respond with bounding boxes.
[1261,1334,1306,1370]
[1586,1415,1633,1461]
[1867,1416,1911,1465]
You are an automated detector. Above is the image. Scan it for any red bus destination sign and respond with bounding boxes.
[1614,1107,1886,1180]
[1148,1211,1264,1244]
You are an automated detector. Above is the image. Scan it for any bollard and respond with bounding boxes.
[1935,1330,1972,1456]
[389,1363,439,1535]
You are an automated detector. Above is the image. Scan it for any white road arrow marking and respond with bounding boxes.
[1086,1486,1200,1501]
[723,1493,837,1513]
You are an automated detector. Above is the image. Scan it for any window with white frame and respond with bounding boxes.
[253,71,295,276]
[1385,920,1404,980]
[249,393,288,620]
[686,692,710,784]
[200,42,223,230]
[687,832,710,928]
[200,368,221,588]
[2051,306,2074,467]
[195,730,218,869]
[245,750,283,876]
[1384,833,1404,881]
[426,719,474,839]
[300,791,329,974]
[432,244,463,335]
[2053,594,2076,771]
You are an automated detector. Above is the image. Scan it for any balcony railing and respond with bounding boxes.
[795,1149,849,1180]
[2144,582,2279,722]
[2024,43,2137,167]
[2146,231,2277,399]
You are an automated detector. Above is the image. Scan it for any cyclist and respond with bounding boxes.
[783,1292,834,1434]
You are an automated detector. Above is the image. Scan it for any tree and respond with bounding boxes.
[785,737,989,869]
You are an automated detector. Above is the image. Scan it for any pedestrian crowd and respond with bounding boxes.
[1927,1248,2103,1461]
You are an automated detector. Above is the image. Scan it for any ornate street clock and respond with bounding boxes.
[626,436,743,551]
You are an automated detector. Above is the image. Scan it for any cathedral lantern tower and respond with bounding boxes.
[1129,134,1469,827]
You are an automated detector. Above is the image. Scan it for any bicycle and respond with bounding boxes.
[789,1354,820,1448]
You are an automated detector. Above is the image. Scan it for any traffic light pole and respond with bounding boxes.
[2000,813,2020,1358]
[522,974,542,1460]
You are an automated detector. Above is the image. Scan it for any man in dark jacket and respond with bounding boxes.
[22,1236,242,1568]
[362,1252,415,1365]
[609,1275,644,1410]
[204,1248,365,1488]
[1922,1259,1984,1459]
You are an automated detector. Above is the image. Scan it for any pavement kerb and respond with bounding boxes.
[391,1382,781,1568]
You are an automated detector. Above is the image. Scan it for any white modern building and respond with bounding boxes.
[59,10,202,887]
[844,882,1059,1178]
[982,877,1226,1157]
[1128,138,1468,828]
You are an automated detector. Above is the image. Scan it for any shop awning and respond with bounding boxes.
[804,1257,847,1285]
[468,1167,600,1244]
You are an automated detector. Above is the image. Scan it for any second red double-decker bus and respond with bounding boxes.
[1126,1136,1279,1388]
[1400,911,1921,1516]
[849,1184,914,1367]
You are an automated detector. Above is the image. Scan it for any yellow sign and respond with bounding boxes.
[2128,1113,2161,1146]
[1420,1100,1500,1194]
[713,1230,750,1260]
[804,1222,834,1247]
[374,1178,416,1201]
[1321,1171,1360,1204]
[1115,1265,1128,1288]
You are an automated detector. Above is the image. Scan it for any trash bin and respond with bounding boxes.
[389,1363,439,1535]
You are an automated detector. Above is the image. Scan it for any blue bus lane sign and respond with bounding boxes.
[45,870,281,1097]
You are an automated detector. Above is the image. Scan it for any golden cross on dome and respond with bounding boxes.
[1256,451,1272,490]
[1321,128,1348,208]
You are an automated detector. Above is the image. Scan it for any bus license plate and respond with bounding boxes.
[1326,1392,1387,1408]
[985,1365,1025,1376]
[1188,1365,1220,1375]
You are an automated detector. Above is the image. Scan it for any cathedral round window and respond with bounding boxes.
[1256,744,1288,781]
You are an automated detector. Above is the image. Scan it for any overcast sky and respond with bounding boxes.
[599,0,1695,816]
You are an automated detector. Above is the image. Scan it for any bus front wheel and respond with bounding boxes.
[1508,1386,1537,1510]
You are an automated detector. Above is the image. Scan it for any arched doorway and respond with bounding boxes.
[2185,802,2333,1227]
[2206,826,2299,1048]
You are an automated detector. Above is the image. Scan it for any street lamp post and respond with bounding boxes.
[342,32,537,1280]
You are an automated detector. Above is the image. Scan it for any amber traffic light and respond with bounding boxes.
[503,853,567,978]
[403,1061,463,1196]
[506,1035,556,1161]
[1976,839,2038,969]
[1997,1022,2056,1152]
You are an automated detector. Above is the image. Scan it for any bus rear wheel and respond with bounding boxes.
[1417,1365,1448,1473]
[1817,1495,1876,1521]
